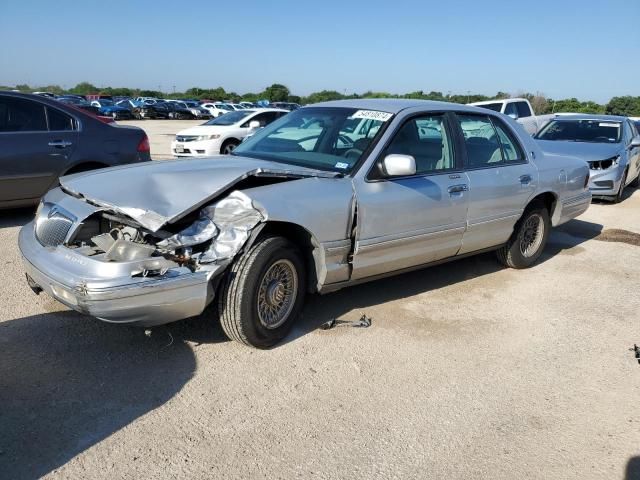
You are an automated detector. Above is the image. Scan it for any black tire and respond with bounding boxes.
[613,170,627,203]
[220,140,239,155]
[496,204,550,269]
[218,236,306,348]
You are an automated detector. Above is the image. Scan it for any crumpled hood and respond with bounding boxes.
[59,156,335,232]
[536,140,622,162]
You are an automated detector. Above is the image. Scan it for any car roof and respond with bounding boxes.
[547,113,628,122]
[307,98,487,115]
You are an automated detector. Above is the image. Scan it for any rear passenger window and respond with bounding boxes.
[458,115,503,168]
[47,107,75,131]
[384,115,454,174]
[492,120,525,162]
[458,115,525,167]
[515,101,532,118]
[0,96,47,132]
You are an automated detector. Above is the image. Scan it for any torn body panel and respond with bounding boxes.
[241,176,355,290]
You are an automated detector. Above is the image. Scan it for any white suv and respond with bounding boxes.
[171,108,288,156]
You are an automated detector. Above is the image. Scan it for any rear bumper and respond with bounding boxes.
[19,222,218,326]
[556,190,592,225]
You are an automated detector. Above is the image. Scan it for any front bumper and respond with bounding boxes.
[171,139,222,157]
[588,166,624,197]
[19,221,219,326]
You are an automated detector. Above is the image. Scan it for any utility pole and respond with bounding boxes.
[172,85,176,94]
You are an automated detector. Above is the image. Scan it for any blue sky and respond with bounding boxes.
[1,0,638,102]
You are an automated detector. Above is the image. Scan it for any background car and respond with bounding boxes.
[535,115,640,202]
[168,100,211,119]
[270,102,301,111]
[90,99,134,120]
[171,108,287,156]
[0,91,151,208]
[200,102,233,118]
[163,102,196,120]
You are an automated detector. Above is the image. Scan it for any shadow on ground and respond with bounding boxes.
[0,309,225,480]
[0,207,35,228]
[627,456,640,480]
[287,218,601,344]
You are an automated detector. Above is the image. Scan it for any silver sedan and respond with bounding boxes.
[535,114,640,202]
[20,99,591,348]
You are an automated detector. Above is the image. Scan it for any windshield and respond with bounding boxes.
[204,110,253,125]
[99,99,114,106]
[233,107,391,173]
[536,119,622,143]
[477,102,503,112]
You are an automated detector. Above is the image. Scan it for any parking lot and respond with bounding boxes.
[0,120,638,479]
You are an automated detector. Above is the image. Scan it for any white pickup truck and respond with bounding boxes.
[469,98,540,135]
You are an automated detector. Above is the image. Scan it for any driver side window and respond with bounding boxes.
[384,115,454,175]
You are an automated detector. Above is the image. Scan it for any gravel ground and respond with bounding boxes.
[1,121,639,479]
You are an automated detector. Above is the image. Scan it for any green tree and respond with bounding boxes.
[70,82,99,95]
[605,96,640,116]
[139,90,163,98]
[262,83,290,102]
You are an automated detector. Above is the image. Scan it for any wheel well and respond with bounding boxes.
[255,221,320,293]
[527,191,558,223]
[64,162,109,176]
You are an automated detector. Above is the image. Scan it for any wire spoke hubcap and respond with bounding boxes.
[257,259,298,329]
[520,213,544,258]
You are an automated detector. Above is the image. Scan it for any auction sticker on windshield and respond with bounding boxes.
[350,110,393,122]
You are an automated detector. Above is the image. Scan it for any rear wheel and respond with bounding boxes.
[497,205,550,269]
[218,236,306,348]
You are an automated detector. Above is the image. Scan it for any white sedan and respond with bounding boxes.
[200,103,233,118]
[171,108,288,156]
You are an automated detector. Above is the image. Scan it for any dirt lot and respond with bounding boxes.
[1,121,640,479]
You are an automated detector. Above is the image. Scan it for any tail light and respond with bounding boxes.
[97,115,115,124]
[137,135,150,153]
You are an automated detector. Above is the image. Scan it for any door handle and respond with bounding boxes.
[519,174,532,185]
[447,184,468,194]
[48,140,72,148]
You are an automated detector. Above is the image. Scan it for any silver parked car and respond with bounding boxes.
[535,115,640,202]
[19,100,591,348]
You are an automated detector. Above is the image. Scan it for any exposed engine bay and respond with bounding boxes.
[64,191,267,277]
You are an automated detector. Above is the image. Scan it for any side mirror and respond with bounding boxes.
[507,112,518,120]
[629,136,640,148]
[249,120,261,129]
[380,154,416,177]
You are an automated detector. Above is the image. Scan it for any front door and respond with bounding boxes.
[352,113,469,280]
[0,97,78,203]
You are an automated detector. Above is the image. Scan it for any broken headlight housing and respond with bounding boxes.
[588,155,620,171]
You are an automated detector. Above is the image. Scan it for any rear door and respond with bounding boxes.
[453,113,536,254]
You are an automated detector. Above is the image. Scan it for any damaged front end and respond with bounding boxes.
[19,189,267,326]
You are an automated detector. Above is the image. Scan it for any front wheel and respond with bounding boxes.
[496,205,550,269]
[220,140,239,155]
[218,236,306,348]
[613,170,627,203]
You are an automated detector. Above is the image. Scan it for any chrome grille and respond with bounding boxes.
[35,210,74,247]
[176,135,198,142]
